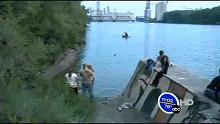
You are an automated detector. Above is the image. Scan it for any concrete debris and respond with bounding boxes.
[117,102,133,111]
[202,119,212,123]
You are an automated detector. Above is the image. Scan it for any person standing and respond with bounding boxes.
[87,64,95,84]
[156,50,164,62]
[65,68,79,95]
[160,54,170,74]
[79,64,95,100]
[151,50,170,87]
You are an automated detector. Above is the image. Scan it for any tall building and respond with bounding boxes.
[155,2,167,21]
[107,6,110,14]
[146,1,150,9]
[103,8,106,15]
[144,1,151,21]
[96,1,101,15]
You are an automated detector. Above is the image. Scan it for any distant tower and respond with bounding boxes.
[146,1,150,9]
[144,1,151,21]
[96,1,100,15]
[107,6,110,14]
[103,8,106,15]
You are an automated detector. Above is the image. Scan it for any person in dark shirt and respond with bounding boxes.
[151,50,170,87]
[156,50,164,62]
[160,55,170,74]
[206,68,220,102]
[125,32,128,37]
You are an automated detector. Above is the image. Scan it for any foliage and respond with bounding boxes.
[0,1,94,122]
[162,6,220,25]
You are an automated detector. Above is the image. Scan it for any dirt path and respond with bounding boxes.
[43,48,79,79]
[86,96,154,123]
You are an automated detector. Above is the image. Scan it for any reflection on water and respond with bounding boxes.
[76,22,220,98]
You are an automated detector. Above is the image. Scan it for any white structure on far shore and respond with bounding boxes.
[107,6,110,14]
[91,11,135,21]
[155,2,167,21]
[89,2,135,22]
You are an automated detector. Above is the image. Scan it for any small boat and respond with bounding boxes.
[122,32,129,38]
[122,34,128,38]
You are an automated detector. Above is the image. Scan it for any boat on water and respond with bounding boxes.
[122,32,129,38]
[122,35,128,38]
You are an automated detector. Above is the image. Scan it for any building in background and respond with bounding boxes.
[96,1,102,15]
[107,6,110,14]
[144,1,151,21]
[89,2,135,22]
[103,8,106,15]
[155,2,167,21]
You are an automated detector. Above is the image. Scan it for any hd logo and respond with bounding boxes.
[158,92,193,114]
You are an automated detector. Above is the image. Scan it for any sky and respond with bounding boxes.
[81,1,220,18]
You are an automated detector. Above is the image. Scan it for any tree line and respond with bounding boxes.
[0,1,94,122]
[162,6,220,25]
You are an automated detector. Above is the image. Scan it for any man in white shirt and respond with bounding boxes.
[65,68,79,94]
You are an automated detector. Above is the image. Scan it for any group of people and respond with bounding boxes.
[64,50,220,104]
[65,63,95,100]
[150,50,220,104]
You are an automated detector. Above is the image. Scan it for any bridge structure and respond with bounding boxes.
[91,14,135,22]
[90,1,135,22]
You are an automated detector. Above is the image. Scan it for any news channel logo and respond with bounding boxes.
[158,92,194,114]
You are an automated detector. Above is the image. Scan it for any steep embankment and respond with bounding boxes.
[0,1,94,123]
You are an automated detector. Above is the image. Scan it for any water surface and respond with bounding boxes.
[77,22,220,97]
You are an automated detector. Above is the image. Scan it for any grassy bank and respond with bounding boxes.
[0,1,95,122]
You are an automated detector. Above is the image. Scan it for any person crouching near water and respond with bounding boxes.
[65,68,79,95]
[79,64,95,100]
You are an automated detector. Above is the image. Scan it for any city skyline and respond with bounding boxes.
[81,1,220,18]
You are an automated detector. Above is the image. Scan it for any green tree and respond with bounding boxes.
[162,6,220,25]
[0,1,94,122]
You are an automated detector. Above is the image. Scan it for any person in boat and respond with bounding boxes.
[125,32,128,37]
[206,68,220,103]
[122,32,128,37]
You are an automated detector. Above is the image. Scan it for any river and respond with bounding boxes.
[75,22,220,98]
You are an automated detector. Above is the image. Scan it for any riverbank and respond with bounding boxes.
[85,96,154,123]
[45,47,151,123]
[45,48,220,123]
